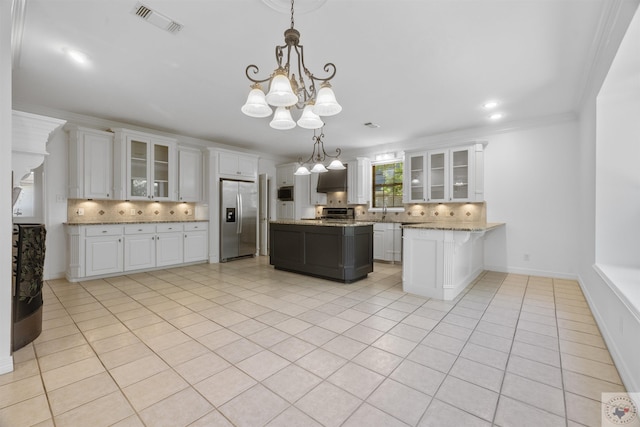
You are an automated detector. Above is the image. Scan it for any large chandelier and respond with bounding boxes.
[241,0,341,130]
[294,127,345,175]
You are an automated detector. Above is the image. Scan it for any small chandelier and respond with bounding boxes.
[294,127,345,175]
[241,0,342,130]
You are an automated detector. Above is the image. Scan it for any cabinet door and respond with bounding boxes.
[83,131,113,199]
[277,201,294,219]
[178,148,203,202]
[127,136,150,199]
[156,231,184,266]
[152,142,173,200]
[392,224,402,262]
[406,153,427,202]
[124,234,156,271]
[450,147,471,201]
[428,150,448,202]
[184,231,208,263]
[276,164,295,187]
[373,226,385,260]
[218,152,239,177]
[85,236,123,277]
[237,155,257,179]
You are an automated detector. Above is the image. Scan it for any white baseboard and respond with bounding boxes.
[483,264,579,280]
[0,355,14,375]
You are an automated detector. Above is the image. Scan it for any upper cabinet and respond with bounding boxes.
[347,157,371,205]
[67,125,114,200]
[276,164,295,187]
[178,146,204,202]
[112,128,177,201]
[218,151,258,180]
[404,143,484,203]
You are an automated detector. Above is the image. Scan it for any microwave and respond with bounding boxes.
[277,186,294,201]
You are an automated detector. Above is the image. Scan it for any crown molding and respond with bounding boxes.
[11,0,27,69]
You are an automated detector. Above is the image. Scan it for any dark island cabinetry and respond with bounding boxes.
[270,222,373,283]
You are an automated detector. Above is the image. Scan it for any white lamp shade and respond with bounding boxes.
[269,107,296,130]
[241,87,272,118]
[313,83,342,116]
[327,159,345,170]
[266,73,298,107]
[294,165,311,175]
[310,162,328,173]
[296,105,323,129]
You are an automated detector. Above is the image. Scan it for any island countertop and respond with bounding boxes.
[401,222,505,232]
[270,219,375,227]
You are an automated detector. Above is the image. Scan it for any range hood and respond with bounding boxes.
[316,165,347,193]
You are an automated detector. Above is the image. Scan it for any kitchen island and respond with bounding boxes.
[269,220,374,283]
[402,222,505,300]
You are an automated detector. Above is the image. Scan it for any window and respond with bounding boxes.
[372,161,403,208]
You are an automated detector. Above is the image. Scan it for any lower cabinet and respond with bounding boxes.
[67,222,208,281]
[373,223,402,262]
[277,201,295,220]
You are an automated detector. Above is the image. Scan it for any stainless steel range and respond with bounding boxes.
[321,207,355,221]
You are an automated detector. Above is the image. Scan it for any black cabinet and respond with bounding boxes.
[270,223,373,283]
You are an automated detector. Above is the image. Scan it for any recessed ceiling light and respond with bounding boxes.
[483,101,499,109]
[489,113,503,120]
[63,48,89,64]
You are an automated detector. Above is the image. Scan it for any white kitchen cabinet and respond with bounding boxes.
[277,201,295,219]
[373,222,402,262]
[184,222,208,263]
[123,224,156,271]
[156,223,184,267]
[404,143,484,203]
[178,146,203,202]
[112,128,177,201]
[309,173,327,205]
[218,150,258,180]
[347,157,371,205]
[67,126,114,200]
[84,225,123,277]
[276,163,296,187]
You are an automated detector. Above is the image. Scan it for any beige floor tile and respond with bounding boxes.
[327,362,385,400]
[47,371,118,416]
[422,332,466,355]
[0,359,39,387]
[419,398,491,427]
[42,356,105,392]
[215,338,264,364]
[138,387,213,427]
[514,328,559,351]
[460,342,509,370]
[197,328,243,350]
[219,384,289,427]
[0,394,52,426]
[188,410,234,427]
[174,352,230,384]
[195,366,257,406]
[296,325,338,346]
[37,343,96,372]
[435,376,498,422]
[343,403,409,427]
[562,370,626,401]
[322,335,368,359]
[247,326,290,347]
[237,350,290,381]
[475,320,515,339]
[407,344,456,374]
[431,321,474,341]
[181,319,223,338]
[54,391,134,427]
[99,342,154,369]
[109,354,169,388]
[263,364,322,403]
[267,406,323,427]
[34,332,88,357]
[122,369,189,411]
[501,372,565,416]
[296,348,348,379]
[506,354,563,388]
[111,414,145,426]
[0,374,45,409]
[90,332,141,354]
[122,313,164,330]
[449,357,504,392]
[561,353,622,384]
[297,381,362,427]
[558,318,601,335]
[511,340,561,367]
[367,378,431,425]
[143,330,192,352]
[270,336,317,362]
[565,392,603,427]
[389,359,446,396]
[560,339,614,364]
[359,314,398,332]
[559,328,606,348]
[157,339,210,366]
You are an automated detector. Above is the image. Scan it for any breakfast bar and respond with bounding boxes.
[269,220,374,283]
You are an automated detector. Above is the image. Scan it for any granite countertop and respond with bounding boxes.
[401,222,505,231]
[270,219,375,227]
[65,219,209,226]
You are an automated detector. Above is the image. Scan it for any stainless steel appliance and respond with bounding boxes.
[277,186,294,201]
[220,179,257,261]
[321,207,355,221]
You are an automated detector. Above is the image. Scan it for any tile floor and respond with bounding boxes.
[0,257,628,426]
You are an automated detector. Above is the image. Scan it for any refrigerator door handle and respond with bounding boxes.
[237,193,242,234]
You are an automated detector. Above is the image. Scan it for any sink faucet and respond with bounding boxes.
[382,201,388,220]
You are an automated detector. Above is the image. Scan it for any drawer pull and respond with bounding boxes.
[102,230,107,233]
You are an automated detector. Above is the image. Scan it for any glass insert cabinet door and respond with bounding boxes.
[409,154,425,201]
[130,139,148,198]
[428,150,447,201]
[451,148,469,200]
[153,144,169,198]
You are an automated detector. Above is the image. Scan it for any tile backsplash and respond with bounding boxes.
[67,199,196,223]
[316,193,486,223]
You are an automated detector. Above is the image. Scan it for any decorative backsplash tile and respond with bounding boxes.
[67,200,197,223]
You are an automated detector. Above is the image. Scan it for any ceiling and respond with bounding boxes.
[12,0,609,161]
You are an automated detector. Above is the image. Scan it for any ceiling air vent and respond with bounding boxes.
[132,2,183,34]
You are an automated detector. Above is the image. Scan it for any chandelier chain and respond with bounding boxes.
[290,0,295,29]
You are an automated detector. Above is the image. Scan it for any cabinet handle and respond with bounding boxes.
[157,236,160,240]
[102,230,107,233]
[185,234,187,238]
[138,229,143,231]
[118,238,121,242]
[152,236,155,240]
[107,193,110,197]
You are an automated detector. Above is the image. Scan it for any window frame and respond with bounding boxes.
[370,159,405,212]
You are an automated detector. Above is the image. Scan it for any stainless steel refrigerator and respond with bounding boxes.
[220,179,257,261]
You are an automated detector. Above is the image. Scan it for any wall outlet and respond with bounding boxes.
[76,208,84,216]
[523,253,530,261]
[56,194,66,203]
[130,209,136,215]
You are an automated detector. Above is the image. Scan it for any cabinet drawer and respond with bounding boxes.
[157,223,183,233]
[85,225,123,237]
[124,224,156,235]
[184,222,207,232]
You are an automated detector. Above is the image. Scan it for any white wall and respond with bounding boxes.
[483,120,580,278]
[1,0,14,374]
